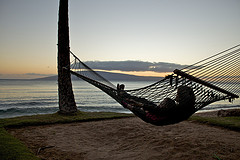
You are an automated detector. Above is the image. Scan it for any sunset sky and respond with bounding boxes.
[0,0,240,79]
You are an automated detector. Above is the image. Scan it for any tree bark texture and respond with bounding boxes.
[58,0,77,114]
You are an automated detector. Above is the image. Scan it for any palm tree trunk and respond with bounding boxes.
[57,0,77,114]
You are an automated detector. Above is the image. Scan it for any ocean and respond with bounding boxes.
[0,79,239,119]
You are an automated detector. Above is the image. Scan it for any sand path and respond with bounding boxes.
[9,117,240,160]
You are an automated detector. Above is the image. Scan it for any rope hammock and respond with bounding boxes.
[68,44,240,126]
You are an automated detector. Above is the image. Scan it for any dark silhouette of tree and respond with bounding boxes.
[57,0,77,114]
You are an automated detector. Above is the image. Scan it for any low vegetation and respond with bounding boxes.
[0,127,40,160]
[0,111,133,128]
[189,115,240,131]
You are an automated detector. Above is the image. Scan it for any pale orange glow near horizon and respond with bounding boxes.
[0,62,57,75]
[105,70,172,77]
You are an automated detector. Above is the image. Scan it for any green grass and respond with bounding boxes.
[0,111,133,128]
[0,127,41,160]
[0,111,133,160]
[189,115,240,131]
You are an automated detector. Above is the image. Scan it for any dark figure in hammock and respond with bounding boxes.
[117,84,125,91]
[121,85,196,125]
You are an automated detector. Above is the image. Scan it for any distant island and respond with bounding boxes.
[33,71,164,82]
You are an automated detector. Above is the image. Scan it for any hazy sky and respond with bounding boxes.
[0,0,240,79]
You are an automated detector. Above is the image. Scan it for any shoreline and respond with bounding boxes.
[1,106,240,119]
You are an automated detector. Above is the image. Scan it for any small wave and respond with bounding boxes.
[0,101,57,108]
[0,107,58,118]
[0,105,130,119]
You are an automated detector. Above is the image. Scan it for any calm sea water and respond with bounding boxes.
[0,79,239,118]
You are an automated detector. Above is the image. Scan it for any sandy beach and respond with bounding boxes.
[8,113,240,160]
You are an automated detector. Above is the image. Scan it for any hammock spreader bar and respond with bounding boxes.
[174,69,239,99]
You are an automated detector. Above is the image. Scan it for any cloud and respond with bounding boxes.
[84,60,188,72]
